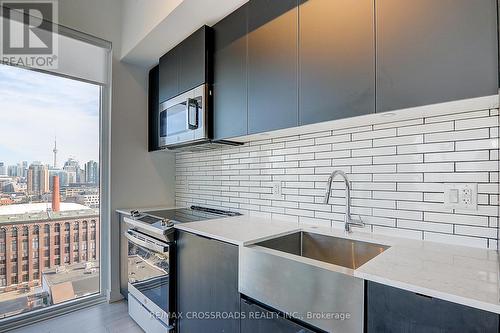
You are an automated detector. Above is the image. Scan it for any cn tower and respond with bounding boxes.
[53,136,58,168]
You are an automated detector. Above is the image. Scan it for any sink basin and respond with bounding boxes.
[239,231,390,332]
[255,231,389,269]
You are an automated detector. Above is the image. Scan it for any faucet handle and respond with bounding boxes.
[350,215,365,228]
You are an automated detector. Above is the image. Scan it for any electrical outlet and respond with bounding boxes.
[444,183,477,211]
[272,181,282,199]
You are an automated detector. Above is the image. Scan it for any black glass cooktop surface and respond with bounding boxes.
[142,206,241,224]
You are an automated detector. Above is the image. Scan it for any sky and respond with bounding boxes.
[0,64,100,167]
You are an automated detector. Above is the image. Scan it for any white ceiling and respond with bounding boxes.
[120,0,248,68]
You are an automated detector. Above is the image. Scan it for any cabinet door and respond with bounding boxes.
[179,26,212,93]
[376,0,498,112]
[213,4,248,140]
[159,46,180,102]
[247,0,299,134]
[177,231,240,333]
[148,65,160,152]
[299,0,375,125]
[366,281,499,332]
[241,298,316,333]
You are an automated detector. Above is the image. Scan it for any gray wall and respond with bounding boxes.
[58,0,176,301]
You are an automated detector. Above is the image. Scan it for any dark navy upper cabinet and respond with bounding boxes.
[376,0,499,112]
[179,26,213,94]
[159,45,180,103]
[366,281,500,332]
[299,0,375,125]
[247,0,299,134]
[213,4,248,140]
[159,26,213,103]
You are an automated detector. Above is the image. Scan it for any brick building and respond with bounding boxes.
[0,205,99,292]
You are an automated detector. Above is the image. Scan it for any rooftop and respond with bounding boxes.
[42,261,99,304]
[0,203,98,224]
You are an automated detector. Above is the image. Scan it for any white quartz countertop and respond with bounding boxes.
[174,215,500,315]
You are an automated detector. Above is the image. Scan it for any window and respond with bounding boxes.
[0,13,110,322]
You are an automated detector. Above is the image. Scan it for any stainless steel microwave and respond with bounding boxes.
[159,84,209,149]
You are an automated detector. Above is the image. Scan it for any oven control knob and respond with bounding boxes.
[161,219,174,227]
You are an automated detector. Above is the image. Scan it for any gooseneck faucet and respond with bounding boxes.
[323,170,365,233]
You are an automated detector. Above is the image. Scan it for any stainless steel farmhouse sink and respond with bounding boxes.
[239,232,390,333]
[256,231,389,269]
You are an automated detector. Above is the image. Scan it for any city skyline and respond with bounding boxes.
[0,64,100,165]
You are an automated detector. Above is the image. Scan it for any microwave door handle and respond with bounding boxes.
[187,98,198,130]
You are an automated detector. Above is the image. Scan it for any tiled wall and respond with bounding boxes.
[176,107,500,249]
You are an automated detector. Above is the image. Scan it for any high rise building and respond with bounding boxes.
[49,169,68,189]
[7,165,18,177]
[21,161,28,178]
[0,162,6,176]
[84,161,99,185]
[63,158,81,184]
[27,163,49,196]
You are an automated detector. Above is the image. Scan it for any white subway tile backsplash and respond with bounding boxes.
[397,121,454,136]
[373,134,423,147]
[455,116,498,131]
[176,108,499,249]
[397,142,454,154]
[456,138,498,151]
[424,128,490,143]
[425,150,490,163]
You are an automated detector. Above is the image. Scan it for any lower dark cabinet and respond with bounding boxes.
[176,231,240,333]
[366,281,500,333]
[241,298,317,333]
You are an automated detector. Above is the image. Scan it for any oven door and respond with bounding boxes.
[125,229,174,328]
[159,84,208,148]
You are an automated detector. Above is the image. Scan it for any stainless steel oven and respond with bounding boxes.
[125,229,174,332]
[159,84,209,149]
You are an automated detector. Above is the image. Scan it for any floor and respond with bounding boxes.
[9,301,143,333]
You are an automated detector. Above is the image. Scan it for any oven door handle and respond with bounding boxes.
[125,230,170,253]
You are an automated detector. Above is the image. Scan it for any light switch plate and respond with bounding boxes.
[444,183,478,210]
